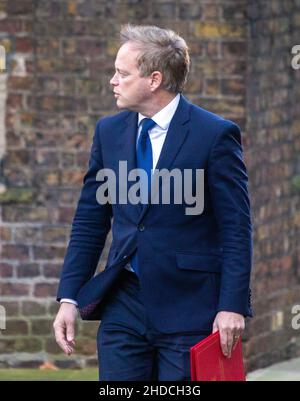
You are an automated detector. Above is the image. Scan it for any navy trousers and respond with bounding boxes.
[97,269,209,381]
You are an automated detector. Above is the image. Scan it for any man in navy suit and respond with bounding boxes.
[54,24,253,380]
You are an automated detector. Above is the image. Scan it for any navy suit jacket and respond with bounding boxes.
[57,94,253,334]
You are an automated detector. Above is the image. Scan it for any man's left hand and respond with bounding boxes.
[212,311,245,358]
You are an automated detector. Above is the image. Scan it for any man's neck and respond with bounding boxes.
[139,92,178,118]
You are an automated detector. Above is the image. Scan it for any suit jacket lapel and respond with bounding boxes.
[115,111,140,221]
[122,111,138,173]
[155,94,190,172]
[115,95,191,223]
[138,94,191,223]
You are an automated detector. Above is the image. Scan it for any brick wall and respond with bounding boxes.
[243,0,300,370]
[0,0,299,371]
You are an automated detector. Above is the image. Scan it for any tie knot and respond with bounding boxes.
[141,118,156,133]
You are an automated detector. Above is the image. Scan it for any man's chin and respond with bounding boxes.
[115,99,126,109]
[115,98,136,111]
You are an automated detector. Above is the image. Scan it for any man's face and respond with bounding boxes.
[110,42,152,111]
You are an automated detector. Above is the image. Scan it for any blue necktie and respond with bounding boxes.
[131,118,156,275]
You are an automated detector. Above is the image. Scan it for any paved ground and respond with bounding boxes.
[0,359,300,380]
[247,357,300,381]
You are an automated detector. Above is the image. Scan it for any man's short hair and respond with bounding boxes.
[120,24,190,93]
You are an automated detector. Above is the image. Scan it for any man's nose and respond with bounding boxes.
[110,73,118,86]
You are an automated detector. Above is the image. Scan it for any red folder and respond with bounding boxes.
[190,331,246,381]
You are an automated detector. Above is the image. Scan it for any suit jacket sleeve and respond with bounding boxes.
[207,121,253,316]
[56,120,112,301]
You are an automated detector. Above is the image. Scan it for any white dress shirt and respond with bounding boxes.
[60,93,181,306]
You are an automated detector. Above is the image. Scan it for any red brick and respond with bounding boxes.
[31,319,53,335]
[15,37,34,53]
[22,301,46,316]
[34,282,58,297]
[5,319,29,335]
[0,283,30,296]
[2,245,29,261]
[32,246,65,260]
[0,301,19,315]
[0,226,12,241]
[7,94,23,110]
[0,263,14,277]
[16,263,40,278]
[42,264,62,278]
[0,19,23,34]
[7,0,34,15]
[14,338,43,353]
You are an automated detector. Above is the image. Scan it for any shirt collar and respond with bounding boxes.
[138,93,180,130]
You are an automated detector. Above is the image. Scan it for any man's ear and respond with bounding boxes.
[150,71,163,91]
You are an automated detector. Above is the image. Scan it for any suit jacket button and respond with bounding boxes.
[138,224,145,231]
[123,255,127,259]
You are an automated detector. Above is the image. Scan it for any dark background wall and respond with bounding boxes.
[244,0,300,370]
[0,0,299,371]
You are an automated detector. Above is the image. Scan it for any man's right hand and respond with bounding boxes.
[53,303,78,355]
